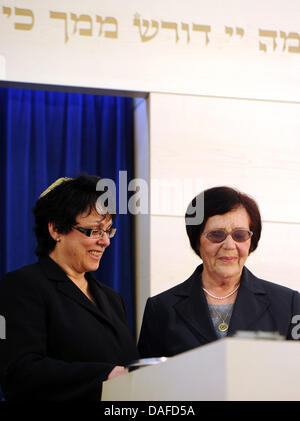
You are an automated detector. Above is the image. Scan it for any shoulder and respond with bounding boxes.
[243,266,300,307]
[262,279,299,296]
[1,261,43,289]
[0,262,46,314]
[244,266,298,295]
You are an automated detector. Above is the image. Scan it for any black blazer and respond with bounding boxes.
[0,256,139,401]
[138,265,300,358]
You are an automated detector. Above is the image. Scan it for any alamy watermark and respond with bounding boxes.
[291,314,300,340]
[0,315,5,339]
[96,171,204,225]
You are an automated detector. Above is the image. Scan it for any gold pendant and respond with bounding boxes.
[218,322,228,332]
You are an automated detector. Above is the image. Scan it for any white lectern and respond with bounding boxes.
[102,338,300,401]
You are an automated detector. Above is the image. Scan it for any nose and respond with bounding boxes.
[97,232,110,247]
[222,233,236,248]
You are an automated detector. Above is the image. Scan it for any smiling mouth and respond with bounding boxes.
[219,257,237,262]
[89,250,103,257]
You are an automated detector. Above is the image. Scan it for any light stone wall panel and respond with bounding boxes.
[148,92,300,301]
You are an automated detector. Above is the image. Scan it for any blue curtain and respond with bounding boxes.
[0,87,135,333]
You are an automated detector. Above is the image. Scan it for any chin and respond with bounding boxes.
[86,261,101,272]
[217,266,239,278]
[225,268,241,278]
[91,262,101,271]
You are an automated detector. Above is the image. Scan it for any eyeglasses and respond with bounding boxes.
[73,226,117,239]
[203,228,253,243]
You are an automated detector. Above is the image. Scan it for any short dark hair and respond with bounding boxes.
[185,186,261,257]
[33,174,116,257]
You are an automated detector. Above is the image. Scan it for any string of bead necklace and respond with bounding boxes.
[202,284,240,300]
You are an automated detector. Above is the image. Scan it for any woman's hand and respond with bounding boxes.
[107,365,128,380]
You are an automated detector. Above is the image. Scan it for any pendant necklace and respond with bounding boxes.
[211,304,233,332]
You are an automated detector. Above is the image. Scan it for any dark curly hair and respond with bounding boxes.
[185,186,262,257]
[33,174,116,257]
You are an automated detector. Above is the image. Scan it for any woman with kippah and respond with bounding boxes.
[0,174,139,401]
[138,186,300,358]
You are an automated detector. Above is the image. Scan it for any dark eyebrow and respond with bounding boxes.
[90,222,113,230]
[210,227,248,230]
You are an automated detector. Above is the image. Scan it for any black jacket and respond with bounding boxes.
[138,265,300,358]
[0,256,138,401]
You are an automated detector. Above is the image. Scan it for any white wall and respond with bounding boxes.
[2,0,300,101]
[148,92,300,301]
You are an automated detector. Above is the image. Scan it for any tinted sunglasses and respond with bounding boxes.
[203,228,253,243]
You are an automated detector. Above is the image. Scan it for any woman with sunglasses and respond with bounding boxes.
[0,175,138,401]
[138,186,300,358]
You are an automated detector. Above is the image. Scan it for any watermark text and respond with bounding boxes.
[96,171,204,225]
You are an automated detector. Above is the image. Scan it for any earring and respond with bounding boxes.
[56,238,61,242]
